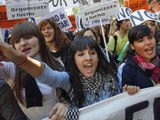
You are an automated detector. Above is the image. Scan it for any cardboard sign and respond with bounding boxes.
[36,7,72,31]
[75,14,110,30]
[6,1,49,20]
[0,5,26,28]
[80,0,120,22]
[124,0,149,12]
[49,0,80,12]
[129,9,159,27]
[116,7,132,21]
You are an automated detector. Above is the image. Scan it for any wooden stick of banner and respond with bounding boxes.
[99,18,110,63]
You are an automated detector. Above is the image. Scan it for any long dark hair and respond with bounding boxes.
[67,36,117,105]
[121,25,153,62]
[77,28,100,43]
[10,21,65,104]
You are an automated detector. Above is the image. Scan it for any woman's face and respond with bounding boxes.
[83,30,96,41]
[14,36,40,57]
[41,23,55,43]
[121,19,131,31]
[142,20,156,36]
[74,48,99,78]
[130,34,156,62]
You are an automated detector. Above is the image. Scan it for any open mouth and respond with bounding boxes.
[84,64,93,73]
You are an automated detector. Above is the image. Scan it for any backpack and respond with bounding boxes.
[112,35,118,62]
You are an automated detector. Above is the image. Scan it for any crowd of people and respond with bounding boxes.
[0,3,160,120]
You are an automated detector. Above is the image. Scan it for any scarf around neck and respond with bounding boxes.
[79,72,102,93]
[25,54,42,108]
[132,55,160,84]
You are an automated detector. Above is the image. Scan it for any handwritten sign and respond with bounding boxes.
[36,7,72,31]
[6,1,49,20]
[0,5,26,28]
[49,0,80,12]
[76,14,110,30]
[81,0,120,22]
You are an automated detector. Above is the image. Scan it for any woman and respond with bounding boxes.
[121,25,159,88]
[38,18,71,67]
[0,21,70,120]
[0,80,27,120]
[77,28,100,43]
[50,36,139,120]
[77,28,118,68]
[118,9,160,62]
[54,36,120,120]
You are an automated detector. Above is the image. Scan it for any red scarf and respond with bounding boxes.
[132,55,160,84]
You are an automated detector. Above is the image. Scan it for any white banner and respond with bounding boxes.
[36,7,72,31]
[49,0,80,12]
[6,2,49,20]
[80,0,120,22]
[42,86,160,120]
[79,86,160,120]
[129,9,159,27]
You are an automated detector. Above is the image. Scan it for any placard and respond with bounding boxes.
[36,7,72,31]
[80,0,120,22]
[129,9,159,27]
[6,1,49,20]
[116,7,132,21]
[49,0,80,12]
[0,5,26,28]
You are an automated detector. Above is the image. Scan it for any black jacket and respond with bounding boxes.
[0,80,27,120]
[122,57,153,89]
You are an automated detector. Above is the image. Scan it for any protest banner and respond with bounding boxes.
[124,0,149,12]
[49,0,80,12]
[80,0,120,23]
[0,5,26,28]
[129,9,159,27]
[42,86,160,120]
[75,14,110,30]
[116,7,132,21]
[36,7,72,31]
[6,1,49,20]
